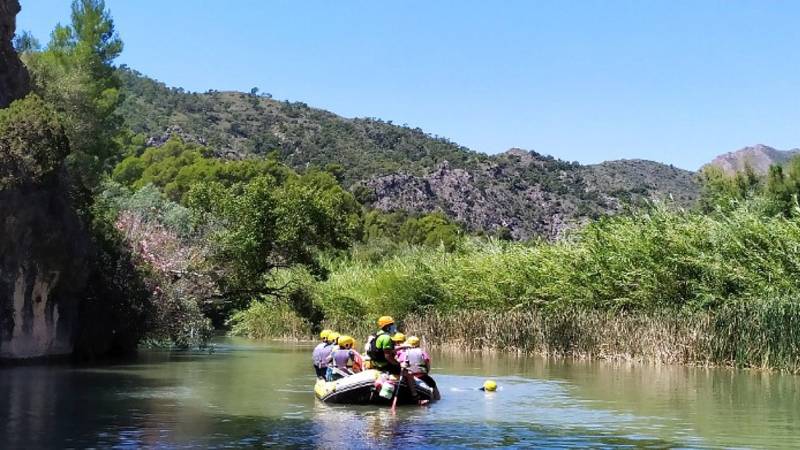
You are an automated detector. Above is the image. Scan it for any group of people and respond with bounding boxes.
[311,315,441,402]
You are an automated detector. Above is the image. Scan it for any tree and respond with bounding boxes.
[23,0,123,192]
[765,156,800,216]
[13,31,41,53]
[399,212,461,250]
[0,95,69,190]
[697,165,759,212]
[186,172,360,307]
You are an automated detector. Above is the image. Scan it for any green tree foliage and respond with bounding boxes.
[112,138,292,202]
[361,210,462,250]
[765,157,800,216]
[399,212,462,250]
[697,165,760,212]
[22,0,123,190]
[186,171,360,306]
[0,94,69,189]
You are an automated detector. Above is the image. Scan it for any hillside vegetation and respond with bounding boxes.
[117,69,700,239]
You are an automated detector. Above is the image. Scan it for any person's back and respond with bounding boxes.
[312,330,333,378]
[327,335,360,381]
[403,347,429,375]
[402,336,440,400]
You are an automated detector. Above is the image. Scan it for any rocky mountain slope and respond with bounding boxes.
[117,68,700,239]
[706,144,800,175]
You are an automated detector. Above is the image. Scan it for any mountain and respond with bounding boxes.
[117,68,700,239]
[706,144,800,175]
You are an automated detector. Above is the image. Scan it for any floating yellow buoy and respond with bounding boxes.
[482,379,497,392]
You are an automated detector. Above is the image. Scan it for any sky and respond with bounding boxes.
[16,0,800,170]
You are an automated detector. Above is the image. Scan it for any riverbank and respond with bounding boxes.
[228,199,800,373]
[230,302,800,373]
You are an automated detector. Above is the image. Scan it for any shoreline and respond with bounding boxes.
[232,305,800,374]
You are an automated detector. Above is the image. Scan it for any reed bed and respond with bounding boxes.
[229,203,800,372]
[403,304,800,372]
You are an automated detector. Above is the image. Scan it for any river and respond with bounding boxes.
[1,337,798,449]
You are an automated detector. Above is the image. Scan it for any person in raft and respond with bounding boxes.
[312,329,334,379]
[326,335,363,380]
[399,336,441,400]
[367,316,427,404]
[365,316,397,373]
[323,332,341,381]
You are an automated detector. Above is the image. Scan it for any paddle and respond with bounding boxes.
[391,367,406,413]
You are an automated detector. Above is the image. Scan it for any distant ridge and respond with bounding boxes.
[117,67,700,239]
[705,144,800,175]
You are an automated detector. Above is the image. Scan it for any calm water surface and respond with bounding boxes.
[1,337,798,449]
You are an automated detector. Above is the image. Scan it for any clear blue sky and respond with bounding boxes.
[16,0,800,169]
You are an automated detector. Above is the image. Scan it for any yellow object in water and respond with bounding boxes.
[483,380,497,392]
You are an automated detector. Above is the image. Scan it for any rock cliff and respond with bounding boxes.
[0,1,144,360]
[0,182,89,358]
[0,0,29,108]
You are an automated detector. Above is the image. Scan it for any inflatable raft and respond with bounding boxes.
[314,369,436,405]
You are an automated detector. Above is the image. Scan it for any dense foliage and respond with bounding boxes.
[186,169,361,306]
[21,0,124,191]
[228,162,800,370]
[0,94,68,189]
[112,138,291,201]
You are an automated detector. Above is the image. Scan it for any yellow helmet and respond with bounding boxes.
[338,335,355,348]
[391,332,406,343]
[327,332,340,343]
[378,316,395,328]
[320,329,332,340]
[483,380,497,392]
[405,336,420,347]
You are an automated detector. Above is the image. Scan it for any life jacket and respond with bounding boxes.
[332,348,354,369]
[319,343,335,368]
[404,348,429,374]
[367,331,388,365]
[352,352,363,372]
[312,342,329,368]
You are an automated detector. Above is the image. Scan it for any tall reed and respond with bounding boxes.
[229,202,800,371]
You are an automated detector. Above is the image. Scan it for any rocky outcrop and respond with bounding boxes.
[359,149,699,240]
[0,182,89,359]
[0,0,29,108]
[362,160,593,240]
[705,144,800,176]
[145,125,208,148]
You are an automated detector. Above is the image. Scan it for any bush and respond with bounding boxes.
[0,94,69,189]
[228,300,311,339]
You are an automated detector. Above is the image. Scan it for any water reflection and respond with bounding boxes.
[0,338,798,448]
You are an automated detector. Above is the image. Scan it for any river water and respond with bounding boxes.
[1,337,798,449]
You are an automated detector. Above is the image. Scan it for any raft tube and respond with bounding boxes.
[314,369,435,405]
